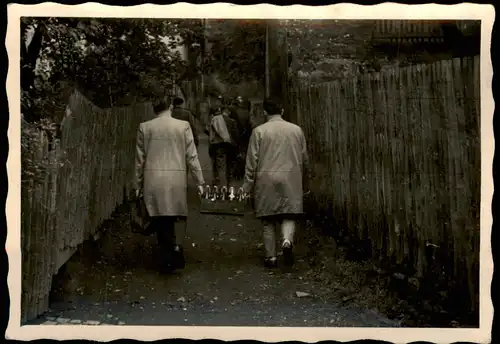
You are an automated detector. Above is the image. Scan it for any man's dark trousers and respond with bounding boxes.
[149,216,187,272]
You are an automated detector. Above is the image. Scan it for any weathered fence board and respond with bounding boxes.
[21,90,156,323]
[292,56,480,312]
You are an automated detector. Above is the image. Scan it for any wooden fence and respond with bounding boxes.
[21,90,155,323]
[292,56,480,312]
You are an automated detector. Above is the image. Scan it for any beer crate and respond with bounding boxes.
[199,186,252,216]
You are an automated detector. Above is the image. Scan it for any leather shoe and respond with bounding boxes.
[264,257,278,269]
[282,241,294,267]
[173,245,185,269]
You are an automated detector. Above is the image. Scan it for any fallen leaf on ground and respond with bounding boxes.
[230,238,237,242]
[342,296,353,303]
[296,291,311,298]
[177,297,186,302]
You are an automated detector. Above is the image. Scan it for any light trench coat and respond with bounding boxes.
[135,111,205,217]
[242,116,310,218]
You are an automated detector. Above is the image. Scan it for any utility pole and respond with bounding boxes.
[265,20,270,98]
[201,18,207,99]
[265,19,289,109]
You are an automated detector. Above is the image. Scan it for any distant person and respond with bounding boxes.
[204,94,223,135]
[239,98,311,269]
[231,96,252,151]
[228,96,253,180]
[135,99,205,273]
[171,97,199,147]
[209,106,240,187]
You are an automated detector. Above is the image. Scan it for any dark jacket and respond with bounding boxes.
[171,107,199,146]
[232,106,252,149]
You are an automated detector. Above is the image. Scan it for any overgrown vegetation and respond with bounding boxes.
[21,117,63,190]
[21,17,205,186]
[205,19,267,85]
[21,17,204,122]
[206,19,480,86]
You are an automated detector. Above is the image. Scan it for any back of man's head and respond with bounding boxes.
[263,98,283,116]
[173,97,184,107]
[153,100,169,115]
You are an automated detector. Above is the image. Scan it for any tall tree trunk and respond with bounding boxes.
[21,24,45,91]
[201,19,207,98]
[265,20,270,98]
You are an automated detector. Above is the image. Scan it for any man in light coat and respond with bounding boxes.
[135,99,205,273]
[240,98,310,269]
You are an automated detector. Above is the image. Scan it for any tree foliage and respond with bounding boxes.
[205,19,381,86]
[205,19,479,87]
[285,20,387,82]
[206,19,266,85]
[21,17,204,122]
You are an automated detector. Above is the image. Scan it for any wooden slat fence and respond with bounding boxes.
[373,20,444,39]
[21,90,155,323]
[374,20,474,38]
[292,56,480,313]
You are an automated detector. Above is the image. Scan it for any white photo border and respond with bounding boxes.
[5,2,495,343]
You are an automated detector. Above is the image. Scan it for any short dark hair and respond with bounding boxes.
[153,100,168,114]
[173,97,184,107]
[263,98,282,115]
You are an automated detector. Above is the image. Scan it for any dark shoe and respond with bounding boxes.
[159,248,176,274]
[264,257,278,269]
[159,262,175,274]
[282,241,294,267]
[173,245,185,269]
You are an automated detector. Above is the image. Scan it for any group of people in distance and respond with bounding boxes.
[134,95,310,273]
[205,94,254,185]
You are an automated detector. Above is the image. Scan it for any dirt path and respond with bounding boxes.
[35,135,399,327]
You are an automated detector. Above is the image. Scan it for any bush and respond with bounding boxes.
[21,116,63,189]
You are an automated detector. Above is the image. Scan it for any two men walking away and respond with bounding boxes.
[240,98,310,269]
[135,95,310,272]
[135,99,205,273]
